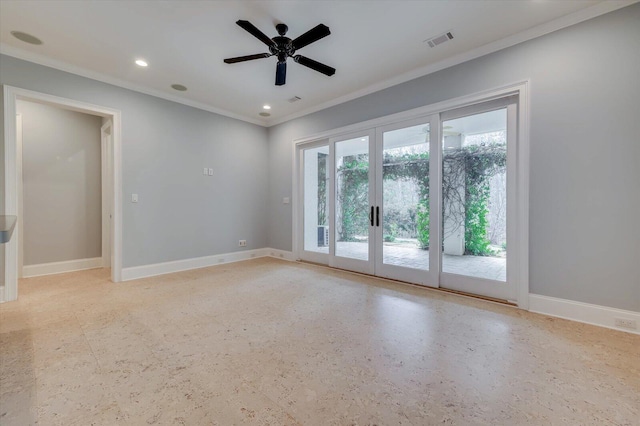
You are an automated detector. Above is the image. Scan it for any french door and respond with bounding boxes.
[297,95,519,302]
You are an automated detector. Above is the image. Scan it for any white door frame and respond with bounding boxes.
[328,129,376,275]
[2,85,123,302]
[295,139,330,265]
[16,114,24,278]
[292,81,530,309]
[101,120,114,270]
[438,97,519,302]
[374,114,441,287]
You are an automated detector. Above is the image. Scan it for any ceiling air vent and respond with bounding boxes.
[288,96,302,103]
[425,31,454,48]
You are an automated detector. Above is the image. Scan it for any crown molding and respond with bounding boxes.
[0,43,268,127]
[267,0,637,127]
[1,0,635,128]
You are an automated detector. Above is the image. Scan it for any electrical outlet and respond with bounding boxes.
[239,240,247,247]
[614,318,637,330]
[203,167,208,175]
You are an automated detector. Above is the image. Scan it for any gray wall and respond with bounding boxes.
[1,55,269,268]
[266,4,640,311]
[17,100,102,265]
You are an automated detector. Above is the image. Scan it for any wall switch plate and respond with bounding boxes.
[208,168,214,176]
[238,240,247,247]
[203,167,208,175]
[283,197,290,204]
[131,194,138,203]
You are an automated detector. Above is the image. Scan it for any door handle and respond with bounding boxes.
[376,206,380,227]
[370,206,374,226]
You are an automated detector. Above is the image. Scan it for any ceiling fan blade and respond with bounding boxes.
[291,24,330,51]
[236,20,276,48]
[275,61,287,86]
[293,55,335,76]
[224,53,271,64]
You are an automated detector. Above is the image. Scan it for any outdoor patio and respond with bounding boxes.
[316,241,506,281]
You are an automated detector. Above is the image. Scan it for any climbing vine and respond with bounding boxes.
[334,144,506,255]
[317,153,327,226]
[336,154,369,241]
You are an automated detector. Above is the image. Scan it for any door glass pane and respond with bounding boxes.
[442,109,507,281]
[303,146,329,253]
[335,137,369,261]
[382,123,430,270]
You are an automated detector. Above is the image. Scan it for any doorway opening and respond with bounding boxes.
[2,86,122,302]
[16,100,110,278]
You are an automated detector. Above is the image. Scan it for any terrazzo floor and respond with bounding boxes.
[0,258,638,425]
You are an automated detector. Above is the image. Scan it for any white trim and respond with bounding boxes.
[328,130,377,276]
[266,248,296,262]
[100,120,114,269]
[293,82,530,308]
[22,257,103,278]
[2,85,123,303]
[1,1,634,128]
[292,138,330,265]
[516,82,531,310]
[374,115,440,287]
[529,294,640,335]
[121,248,295,281]
[0,44,267,127]
[293,81,526,145]
[268,1,636,127]
[16,113,24,279]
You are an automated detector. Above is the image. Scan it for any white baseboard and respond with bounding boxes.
[121,248,296,281]
[529,294,640,335]
[22,257,103,278]
[121,248,268,281]
[265,248,296,261]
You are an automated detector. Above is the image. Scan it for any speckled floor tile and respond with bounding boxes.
[1,258,638,425]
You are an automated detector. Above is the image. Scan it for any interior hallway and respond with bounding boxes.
[0,258,638,425]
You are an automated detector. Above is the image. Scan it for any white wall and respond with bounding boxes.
[17,100,102,265]
[1,56,269,269]
[266,4,640,312]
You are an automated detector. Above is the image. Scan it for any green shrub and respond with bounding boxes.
[383,223,398,242]
[416,199,430,249]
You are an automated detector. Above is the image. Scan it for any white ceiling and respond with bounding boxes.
[0,1,630,126]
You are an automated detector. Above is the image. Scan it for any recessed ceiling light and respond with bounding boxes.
[259,112,271,117]
[263,105,271,110]
[135,59,148,67]
[171,84,187,91]
[360,138,366,141]
[10,31,43,45]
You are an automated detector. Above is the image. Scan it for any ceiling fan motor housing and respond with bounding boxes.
[271,36,295,62]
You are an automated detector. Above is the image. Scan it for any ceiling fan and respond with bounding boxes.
[223,20,336,86]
